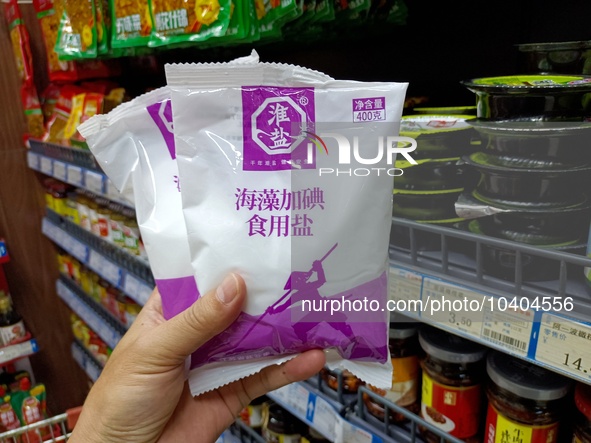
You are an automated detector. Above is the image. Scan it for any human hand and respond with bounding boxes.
[69,273,326,443]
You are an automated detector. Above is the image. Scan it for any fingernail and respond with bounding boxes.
[216,273,239,304]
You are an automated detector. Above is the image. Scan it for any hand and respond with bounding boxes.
[69,273,325,443]
[312,260,323,272]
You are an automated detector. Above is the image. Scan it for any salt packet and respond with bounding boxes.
[78,51,264,318]
[166,63,409,395]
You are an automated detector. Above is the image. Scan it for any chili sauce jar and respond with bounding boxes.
[485,351,571,443]
[574,383,591,443]
[364,322,421,422]
[320,368,361,394]
[419,326,487,443]
[262,403,304,443]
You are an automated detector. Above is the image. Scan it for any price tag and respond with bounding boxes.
[85,171,105,195]
[69,238,88,263]
[101,258,122,287]
[389,267,422,318]
[26,152,39,170]
[66,165,83,187]
[88,250,104,273]
[53,161,67,181]
[40,156,53,175]
[0,340,37,364]
[341,421,375,443]
[535,313,591,382]
[482,305,533,356]
[86,360,101,381]
[421,278,486,340]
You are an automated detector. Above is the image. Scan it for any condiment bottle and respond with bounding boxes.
[262,404,303,443]
[574,383,591,443]
[485,351,571,443]
[363,321,420,422]
[419,326,487,443]
[0,294,26,346]
[239,395,266,430]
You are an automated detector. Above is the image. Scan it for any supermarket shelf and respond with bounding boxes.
[221,420,266,443]
[43,213,154,306]
[0,338,38,366]
[59,274,128,332]
[71,341,102,382]
[56,278,124,349]
[27,147,133,209]
[268,378,462,443]
[388,217,591,385]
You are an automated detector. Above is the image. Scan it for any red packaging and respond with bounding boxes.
[5,0,34,86]
[21,86,45,140]
[43,85,86,145]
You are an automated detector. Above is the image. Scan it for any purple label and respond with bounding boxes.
[352,96,386,122]
[147,99,176,159]
[242,87,315,171]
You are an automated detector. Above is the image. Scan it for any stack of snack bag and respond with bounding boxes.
[79,51,409,399]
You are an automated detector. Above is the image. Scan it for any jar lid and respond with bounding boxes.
[575,383,591,420]
[418,326,487,363]
[389,322,417,339]
[486,352,571,401]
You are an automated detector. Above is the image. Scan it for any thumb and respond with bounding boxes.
[151,273,246,364]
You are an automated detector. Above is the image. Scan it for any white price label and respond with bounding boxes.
[88,250,104,273]
[388,267,422,312]
[27,152,40,170]
[66,165,83,186]
[69,238,88,262]
[85,171,105,195]
[53,161,67,181]
[101,259,121,287]
[421,278,485,340]
[341,421,374,443]
[123,274,151,305]
[40,156,53,175]
[535,313,591,382]
[482,305,533,356]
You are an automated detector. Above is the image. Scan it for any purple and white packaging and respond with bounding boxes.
[166,63,408,394]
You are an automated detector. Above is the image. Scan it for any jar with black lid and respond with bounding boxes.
[419,326,487,443]
[262,403,304,443]
[574,382,591,443]
[485,351,571,443]
[363,321,421,423]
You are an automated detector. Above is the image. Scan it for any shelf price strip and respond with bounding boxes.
[71,342,101,382]
[388,265,591,382]
[42,218,152,306]
[0,339,39,365]
[27,152,133,208]
[268,383,381,443]
[56,279,122,349]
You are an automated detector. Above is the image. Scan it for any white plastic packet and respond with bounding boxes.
[166,63,408,395]
[78,52,264,318]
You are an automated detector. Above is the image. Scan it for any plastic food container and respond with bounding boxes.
[517,40,591,75]
[465,152,591,208]
[419,326,487,443]
[468,117,591,164]
[485,351,571,443]
[400,115,477,158]
[468,219,586,282]
[395,157,477,192]
[461,74,591,120]
[413,106,477,116]
[393,188,464,221]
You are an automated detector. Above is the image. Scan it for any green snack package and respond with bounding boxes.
[109,0,152,48]
[147,0,232,47]
[55,0,98,59]
[256,0,298,41]
[200,0,252,47]
[95,0,109,54]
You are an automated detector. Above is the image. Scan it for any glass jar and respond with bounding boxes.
[320,368,361,393]
[419,326,487,443]
[363,322,420,423]
[574,383,591,443]
[239,395,267,430]
[485,351,571,443]
[262,403,303,443]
